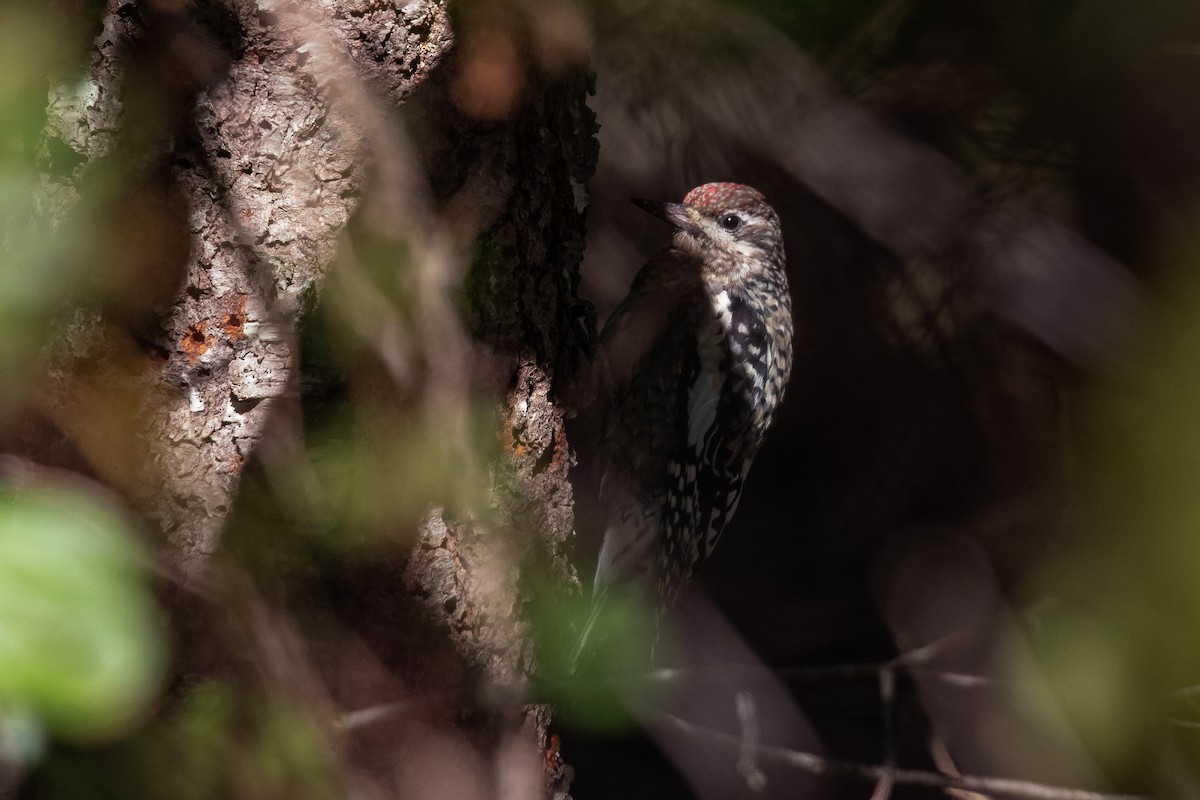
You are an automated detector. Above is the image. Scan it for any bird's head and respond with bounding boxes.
[632,182,784,282]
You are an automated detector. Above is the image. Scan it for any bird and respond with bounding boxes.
[578,182,793,656]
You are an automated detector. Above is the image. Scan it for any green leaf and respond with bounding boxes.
[0,482,166,743]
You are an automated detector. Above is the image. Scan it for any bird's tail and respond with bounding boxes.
[567,590,608,675]
[568,586,668,678]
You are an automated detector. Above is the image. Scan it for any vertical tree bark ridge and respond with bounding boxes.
[396,50,597,796]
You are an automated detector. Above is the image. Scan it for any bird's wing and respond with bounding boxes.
[659,339,744,599]
[594,264,694,496]
[593,288,698,595]
[669,291,772,577]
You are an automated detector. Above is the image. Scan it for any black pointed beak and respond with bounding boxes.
[631,197,697,232]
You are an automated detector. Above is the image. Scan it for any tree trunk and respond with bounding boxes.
[18,1,595,796]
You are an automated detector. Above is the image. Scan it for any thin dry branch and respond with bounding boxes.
[640,632,998,690]
[870,667,897,800]
[734,691,768,792]
[650,708,1147,800]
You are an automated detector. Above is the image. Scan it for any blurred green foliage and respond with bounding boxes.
[37,682,340,800]
[0,482,165,747]
[0,4,191,418]
[1022,233,1200,783]
[296,239,500,549]
[0,8,77,415]
[527,575,670,733]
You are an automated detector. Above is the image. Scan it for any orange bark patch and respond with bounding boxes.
[181,323,211,362]
[543,734,562,782]
[500,418,530,458]
[550,423,570,471]
[222,296,247,341]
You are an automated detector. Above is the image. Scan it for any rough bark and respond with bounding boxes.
[25,1,593,796]
[37,0,456,576]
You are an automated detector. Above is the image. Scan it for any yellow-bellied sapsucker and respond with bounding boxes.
[589,182,793,614]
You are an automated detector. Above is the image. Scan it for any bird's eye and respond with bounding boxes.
[718,213,742,231]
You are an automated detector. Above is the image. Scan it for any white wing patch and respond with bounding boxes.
[687,288,749,562]
[689,289,732,449]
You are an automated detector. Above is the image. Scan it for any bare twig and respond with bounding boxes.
[641,632,996,690]
[735,692,768,792]
[870,667,897,800]
[337,700,425,732]
[649,707,1148,800]
[1169,718,1200,730]
[930,735,993,800]
[916,670,996,690]
[642,662,995,690]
